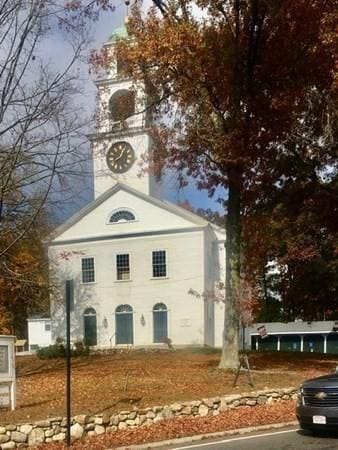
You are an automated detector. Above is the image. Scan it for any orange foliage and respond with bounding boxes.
[0,228,49,336]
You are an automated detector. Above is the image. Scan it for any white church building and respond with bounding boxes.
[48,26,226,348]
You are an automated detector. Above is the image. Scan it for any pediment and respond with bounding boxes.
[50,184,211,243]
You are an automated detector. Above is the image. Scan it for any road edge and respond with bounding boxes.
[114,420,299,449]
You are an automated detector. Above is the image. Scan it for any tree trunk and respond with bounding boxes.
[219,175,241,369]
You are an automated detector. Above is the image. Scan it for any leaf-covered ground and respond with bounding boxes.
[1,348,337,425]
[40,400,296,449]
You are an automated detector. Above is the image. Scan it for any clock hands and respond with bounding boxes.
[107,142,135,173]
[114,147,126,162]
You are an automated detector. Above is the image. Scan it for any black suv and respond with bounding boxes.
[297,372,338,431]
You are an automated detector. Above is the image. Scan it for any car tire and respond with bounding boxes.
[298,423,314,434]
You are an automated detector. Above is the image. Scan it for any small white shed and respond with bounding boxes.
[27,318,52,351]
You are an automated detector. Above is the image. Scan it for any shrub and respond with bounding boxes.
[72,341,90,357]
[36,340,89,359]
[37,343,66,359]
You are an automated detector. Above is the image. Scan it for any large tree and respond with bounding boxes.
[244,87,338,322]
[98,0,337,368]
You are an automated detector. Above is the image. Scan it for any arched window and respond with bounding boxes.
[115,304,133,314]
[109,209,136,223]
[109,89,135,122]
[84,307,96,316]
[83,308,97,346]
[153,303,167,312]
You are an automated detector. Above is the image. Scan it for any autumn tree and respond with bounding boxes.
[96,0,338,368]
[0,214,50,336]
[0,0,115,332]
[244,85,338,322]
[178,200,226,227]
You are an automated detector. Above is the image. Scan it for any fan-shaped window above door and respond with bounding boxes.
[109,209,136,224]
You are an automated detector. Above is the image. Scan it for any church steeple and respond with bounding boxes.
[89,20,160,199]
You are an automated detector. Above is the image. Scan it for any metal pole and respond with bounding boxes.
[65,279,73,448]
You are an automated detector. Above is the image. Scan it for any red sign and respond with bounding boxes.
[257,325,268,339]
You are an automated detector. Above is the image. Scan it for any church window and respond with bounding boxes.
[81,257,95,283]
[109,89,135,122]
[152,250,167,278]
[116,57,126,76]
[116,253,130,281]
[109,209,136,223]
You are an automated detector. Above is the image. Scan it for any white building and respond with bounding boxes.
[246,321,338,354]
[48,26,226,348]
[27,318,52,351]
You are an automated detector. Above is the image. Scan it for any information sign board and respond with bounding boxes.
[0,345,9,374]
[0,336,15,410]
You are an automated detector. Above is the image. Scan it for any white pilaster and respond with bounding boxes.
[323,334,327,354]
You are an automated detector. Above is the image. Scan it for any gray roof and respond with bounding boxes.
[248,321,337,335]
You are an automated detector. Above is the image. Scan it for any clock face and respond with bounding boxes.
[106,141,135,174]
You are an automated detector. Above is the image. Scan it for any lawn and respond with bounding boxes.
[1,348,337,425]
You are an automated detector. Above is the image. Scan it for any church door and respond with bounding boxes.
[115,305,134,344]
[83,308,97,346]
[153,303,168,343]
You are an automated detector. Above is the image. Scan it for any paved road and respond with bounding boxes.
[167,427,338,450]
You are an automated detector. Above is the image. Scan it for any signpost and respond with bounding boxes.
[233,354,254,387]
[233,324,254,388]
[65,280,74,448]
[0,335,16,410]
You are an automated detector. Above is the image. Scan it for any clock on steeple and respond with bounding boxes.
[106,141,135,173]
[89,23,161,199]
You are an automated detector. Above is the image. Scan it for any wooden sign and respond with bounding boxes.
[257,325,268,339]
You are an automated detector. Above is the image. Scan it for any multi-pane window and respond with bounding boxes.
[152,251,167,278]
[81,257,95,283]
[116,254,130,280]
[109,210,135,223]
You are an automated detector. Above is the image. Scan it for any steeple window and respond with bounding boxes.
[109,89,135,122]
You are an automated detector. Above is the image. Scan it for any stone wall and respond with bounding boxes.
[0,387,297,449]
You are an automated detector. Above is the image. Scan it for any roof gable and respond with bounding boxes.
[50,184,216,243]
